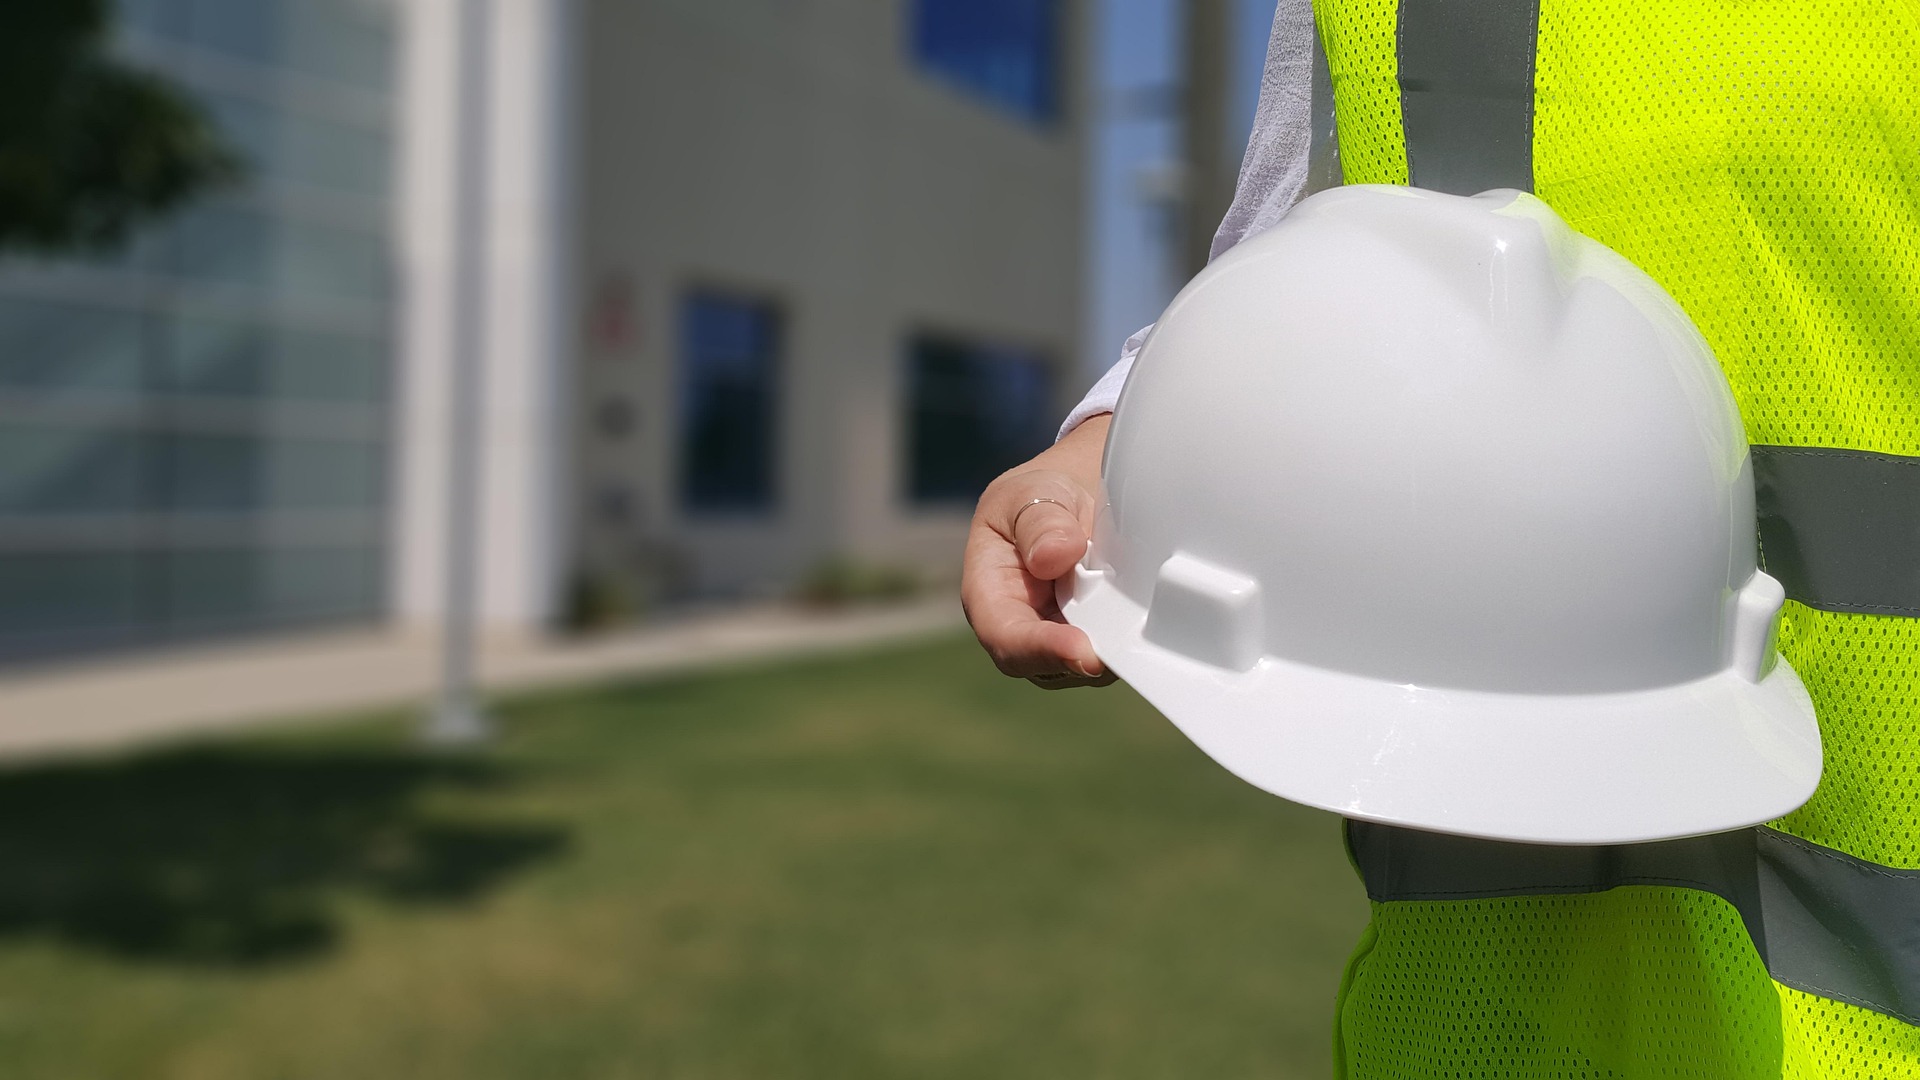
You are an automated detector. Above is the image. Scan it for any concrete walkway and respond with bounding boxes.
[0,598,966,759]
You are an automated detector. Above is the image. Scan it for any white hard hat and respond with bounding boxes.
[1061,185,1821,845]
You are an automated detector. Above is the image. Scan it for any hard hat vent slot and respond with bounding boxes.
[1141,553,1264,672]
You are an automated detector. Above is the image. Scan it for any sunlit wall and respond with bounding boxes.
[570,0,1087,607]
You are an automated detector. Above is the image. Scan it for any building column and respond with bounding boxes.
[393,0,578,635]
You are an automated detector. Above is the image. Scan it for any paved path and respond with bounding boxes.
[0,599,966,759]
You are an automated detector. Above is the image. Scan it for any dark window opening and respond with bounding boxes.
[910,0,1061,125]
[679,291,780,513]
[907,334,1054,505]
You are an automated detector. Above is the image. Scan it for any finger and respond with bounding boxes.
[982,472,1093,578]
[990,616,1103,678]
[1026,670,1120,691]
[1010,498,1089,583]
[963,477,1106,681]
[961,563,1106,679]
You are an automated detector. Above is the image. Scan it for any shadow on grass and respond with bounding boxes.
[0,744,568,967]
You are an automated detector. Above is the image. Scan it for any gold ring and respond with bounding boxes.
[1012,496,1066,531]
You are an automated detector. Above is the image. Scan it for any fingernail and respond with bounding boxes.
[1025,530,1071,564]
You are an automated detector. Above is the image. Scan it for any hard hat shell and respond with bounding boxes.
[1060,186,1821,845]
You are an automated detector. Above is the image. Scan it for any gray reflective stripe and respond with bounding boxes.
[1346,820,1763,908]
[1753,445,1920,617]
[1307,26,1342,193]
[1760,829,1920,1022]
[1395,0,1539,195]
[1349,821,1920,1025]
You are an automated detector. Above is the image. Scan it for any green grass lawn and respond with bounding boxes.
[0,633,1370,1079]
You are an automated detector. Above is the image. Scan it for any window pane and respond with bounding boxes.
[165,313,387,401]
[165,432,384,512]
[165,203,273,290]
[178,0,277,67]
[277,325,386,401]
[906,334,1054,504]
[164,545,381,630]
[280,0,394,91]
[166,204,387,305]
[202,92,391,202]
[678,292,780,513]
[0,423,149,513]
[912,0,1060,124]
[116,0,186,37]
[0,296,146,394]
[160,0,395,92]
[0,552,147,640]
[279,216,386,304]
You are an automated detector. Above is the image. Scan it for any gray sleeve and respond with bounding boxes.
[1059,0,1319,439]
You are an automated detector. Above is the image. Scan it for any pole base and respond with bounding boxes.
[423,697,492,746]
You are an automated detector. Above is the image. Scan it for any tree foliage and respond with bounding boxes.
[0,1,240,253]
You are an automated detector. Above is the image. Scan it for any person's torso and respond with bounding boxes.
[1312,0,1920,1074]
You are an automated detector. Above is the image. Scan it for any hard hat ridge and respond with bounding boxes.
[1294,186,1578,354]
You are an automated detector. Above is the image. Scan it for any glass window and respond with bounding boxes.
[278,0,394,91]
[179,0,278,67]
[274,324,386,400]
[115,0,181,37]
[911,0,1061,124]
[0,545,383,659]
[202,92,391,202]
[165,432,384,512]
[163,203,386,305]
[0,423,149,514]
[678,291,780,514]
[163,545,380,631]
[0,296,146,395]
[0,0,402,663]
[906,334,1054,505]
[277,215,386,304]
[121,0,395,92]
[0,552,147,641]
[165,312,387,401]
[164,203,274,291]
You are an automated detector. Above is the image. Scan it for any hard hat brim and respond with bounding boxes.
[1061,566,1823,846]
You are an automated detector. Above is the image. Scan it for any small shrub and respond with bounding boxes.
[794,556,921,608]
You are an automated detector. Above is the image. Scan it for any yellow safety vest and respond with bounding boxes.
[1311,0,1920,1075]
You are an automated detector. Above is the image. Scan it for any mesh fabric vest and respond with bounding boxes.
[1311,0,1920,1075]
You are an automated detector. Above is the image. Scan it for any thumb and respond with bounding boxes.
[1011,496,1090,582]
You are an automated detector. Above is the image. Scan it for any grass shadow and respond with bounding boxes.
[0,742,568,967]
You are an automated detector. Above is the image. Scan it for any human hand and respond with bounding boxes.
[960,415,1117,690]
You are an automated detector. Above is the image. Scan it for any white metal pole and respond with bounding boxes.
[426,0,494,744]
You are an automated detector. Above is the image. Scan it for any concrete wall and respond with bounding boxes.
[574,0,1088,607]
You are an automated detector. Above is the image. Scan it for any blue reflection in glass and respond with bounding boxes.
[911,0,1060,125]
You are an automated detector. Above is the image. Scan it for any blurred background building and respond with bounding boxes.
[0,10,1363,1076]
[0,0,1271,672]
[568,0,1085,612]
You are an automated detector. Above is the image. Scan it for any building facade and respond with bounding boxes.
[0,0,1085,663]
[0,0,400,662]
[571,0,1086,610]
